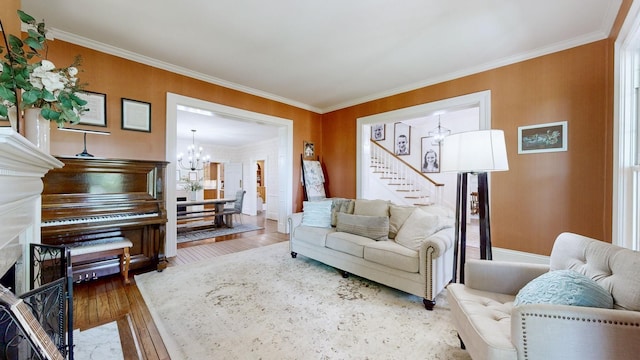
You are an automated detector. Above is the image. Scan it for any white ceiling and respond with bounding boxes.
[21,0,622,145]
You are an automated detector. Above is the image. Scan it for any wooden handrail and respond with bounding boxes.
[371,140,444,187]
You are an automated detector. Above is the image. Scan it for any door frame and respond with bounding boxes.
[165,93,293,257]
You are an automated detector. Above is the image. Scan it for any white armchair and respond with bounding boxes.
[447,232,640,360]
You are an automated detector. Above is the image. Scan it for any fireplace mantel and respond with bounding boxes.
[0,128,63,294]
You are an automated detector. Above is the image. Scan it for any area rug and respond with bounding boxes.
[136,242,471,360]
[177,223,264,243]
[73,321,123,360]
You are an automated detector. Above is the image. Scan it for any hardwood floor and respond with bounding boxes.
[72,212,287,360]
[72,212,479,359]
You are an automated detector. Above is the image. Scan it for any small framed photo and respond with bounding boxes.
[371,124,385,141]
[394,122,411,155]
[518,121,568,154]
[303,141,315,160]
[77,91,107,127]
[121,98,151,132]
[421,137,440,173]
[188,171,197,181]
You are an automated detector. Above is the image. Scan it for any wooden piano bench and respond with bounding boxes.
[68,237,133,285]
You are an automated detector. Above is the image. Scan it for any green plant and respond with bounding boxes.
[0,10,87,126]
[181,176,203,192]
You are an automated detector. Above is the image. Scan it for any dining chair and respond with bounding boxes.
[223,190,245,227]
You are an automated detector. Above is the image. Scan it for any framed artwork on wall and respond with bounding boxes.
[421,137,440,173]
[371,124,385,141]
[518,121,567,154]
[121,98,151,132]
[303,140,315,160]
[394,122,411,155]
[77,91,107,127]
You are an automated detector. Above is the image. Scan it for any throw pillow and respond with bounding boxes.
[330,198,354,227]
[514,269,614,308]
[353,199,390,217]
[301,200,333,228]
[394,208,440,250]
[388,205,416,239]
[335,213,389,241]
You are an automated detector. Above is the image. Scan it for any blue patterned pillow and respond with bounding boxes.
[301,200,333,228]
[514,270,613,308]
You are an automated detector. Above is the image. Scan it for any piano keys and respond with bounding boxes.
[41,157,169,281]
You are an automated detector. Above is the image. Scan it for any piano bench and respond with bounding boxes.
[68,238,133,285]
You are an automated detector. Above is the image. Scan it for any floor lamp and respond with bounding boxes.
[441,130,509,284]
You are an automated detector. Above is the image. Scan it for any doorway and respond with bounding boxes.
[165,93,294,258]
[356,90,492,207]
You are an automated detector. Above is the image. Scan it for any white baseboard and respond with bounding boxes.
[492,247,550,265]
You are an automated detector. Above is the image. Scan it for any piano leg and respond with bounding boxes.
[121,247,131,285]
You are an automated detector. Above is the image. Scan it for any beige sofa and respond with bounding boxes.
[447,232,640,360]
[288,198,455,310]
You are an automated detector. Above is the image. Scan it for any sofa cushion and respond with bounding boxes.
[447,284,517,360]
[330,198,354,227]
[326,231,376,257]
[301,200,333,228]
[353,199,390,217]
[394,208,441,250]
[419,204,455,218]
[514,269,614,308]
[335,213,389,241]
[388,205,416,239]
[293,225,335,247]
[364,241,419,273]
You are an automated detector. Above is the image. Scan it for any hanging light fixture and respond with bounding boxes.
[178,129,210,171]
[428,116,451,145]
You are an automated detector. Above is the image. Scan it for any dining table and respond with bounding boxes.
[177,198,236,228]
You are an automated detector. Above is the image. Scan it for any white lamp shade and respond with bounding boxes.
[440,129,509,172]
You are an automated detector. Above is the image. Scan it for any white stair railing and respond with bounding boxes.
[370,141,444,205]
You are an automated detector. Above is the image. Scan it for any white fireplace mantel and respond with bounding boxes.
[0,128,63,294]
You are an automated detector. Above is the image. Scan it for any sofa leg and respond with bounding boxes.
[290,252,297,258]
[458,334,466,350]
[423,298,436,311]
[339,270,349,278]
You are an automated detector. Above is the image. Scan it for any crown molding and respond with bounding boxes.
[49,29,323,114]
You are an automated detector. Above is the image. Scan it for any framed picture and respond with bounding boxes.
[394,122,411,155]
[121,98,151,132]
[77,91,107,127]
[188,171,197,181]
[518,121,568,154]
[421,137,440,173]
[303,140,315,160]
[371,124,385,141]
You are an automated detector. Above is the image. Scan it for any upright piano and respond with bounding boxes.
[41,157,169,280]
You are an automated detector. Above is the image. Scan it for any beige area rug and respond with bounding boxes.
[73,321,123,360]
[136,242,471,360]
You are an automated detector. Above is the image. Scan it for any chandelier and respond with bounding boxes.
[178,129,210,171]
[427,116,451,145]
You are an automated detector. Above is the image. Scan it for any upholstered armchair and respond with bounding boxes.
[447,232,640,360]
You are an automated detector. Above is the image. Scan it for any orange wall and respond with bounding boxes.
[322,40,614,256]
[27,39,321,212]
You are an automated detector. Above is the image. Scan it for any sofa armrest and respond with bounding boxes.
[465,259,549,295]
[419,227,454,258]
[511,304,640,359]
[287,212,304,234]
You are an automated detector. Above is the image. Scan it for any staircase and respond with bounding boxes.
[370,141,444,206]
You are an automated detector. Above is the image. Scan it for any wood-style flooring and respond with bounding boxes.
[72,212,479,359]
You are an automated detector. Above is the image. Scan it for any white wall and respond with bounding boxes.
[200,137,279,219]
